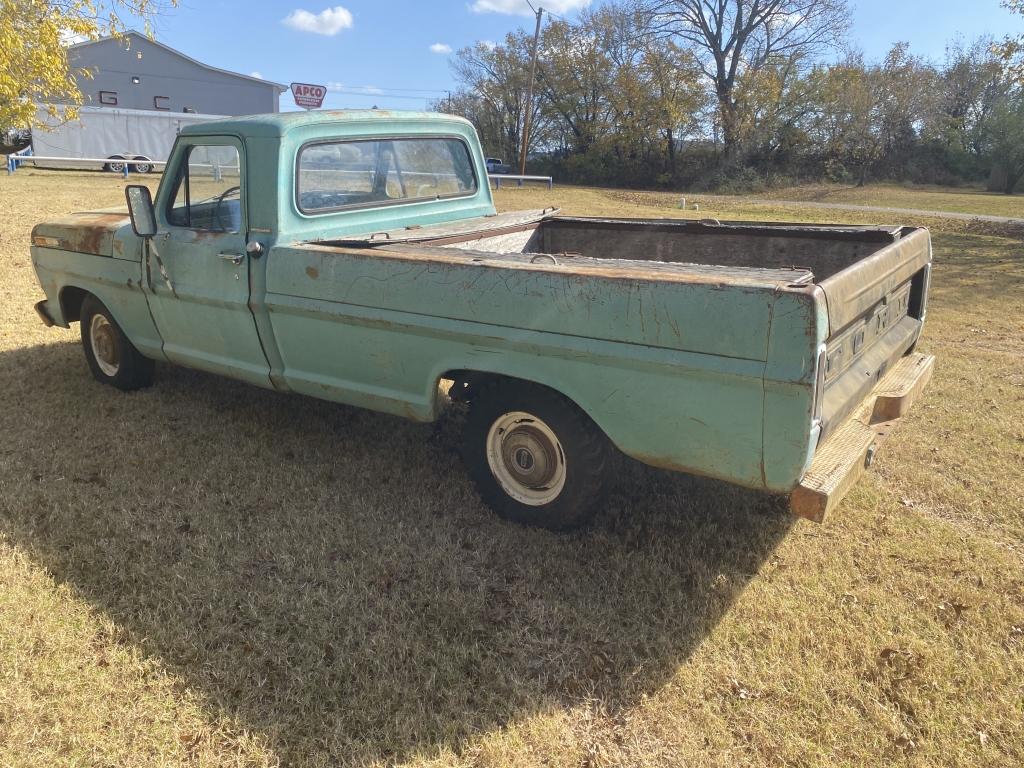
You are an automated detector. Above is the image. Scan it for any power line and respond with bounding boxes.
[322,90,438,102]
[327,84,452,95]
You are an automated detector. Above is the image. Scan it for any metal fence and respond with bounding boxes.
[7,150,555,190]
[489,174,553,190]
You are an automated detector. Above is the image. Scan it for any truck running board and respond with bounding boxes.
[791,353,935,522]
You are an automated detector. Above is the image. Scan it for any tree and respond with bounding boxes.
[0,0,173,129]
[931,38,1008,156]
[450,35,542,167]
[805,55,882,185]
[985,89,1024,193]
[732,51,814,174]
[638,41,707,179]
[872,42,935,176]
[535,16,616,157]
[996,0,1024,81]
[645,0,850,162]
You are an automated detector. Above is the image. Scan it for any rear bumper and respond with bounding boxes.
[34,300,56,327]
[790,352,935,522]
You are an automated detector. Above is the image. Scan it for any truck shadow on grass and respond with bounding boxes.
[0,339,793,765]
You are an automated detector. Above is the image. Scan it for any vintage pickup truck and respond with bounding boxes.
[30,110,934,529]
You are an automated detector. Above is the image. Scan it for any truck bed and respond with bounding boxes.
[321,209,931,447]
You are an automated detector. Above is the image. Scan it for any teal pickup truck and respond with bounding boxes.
[30,110,934,529]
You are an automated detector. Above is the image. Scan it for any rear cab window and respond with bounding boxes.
[296,136,477,214]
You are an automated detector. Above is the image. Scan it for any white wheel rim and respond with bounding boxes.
[89,314,120,377]
[486,411,567,506]
[108,162,124,172]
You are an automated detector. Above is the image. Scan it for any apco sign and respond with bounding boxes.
[290,82,327,110]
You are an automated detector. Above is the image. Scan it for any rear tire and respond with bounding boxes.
[131,155,153,174]
[80,295,154,390]
[462,380,613,530]
[104,155,126,173]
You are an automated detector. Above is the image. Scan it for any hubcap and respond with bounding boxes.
[486,411,566,506]
[89,314,120,377]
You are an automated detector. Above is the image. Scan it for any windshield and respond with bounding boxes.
[296,137,477,214]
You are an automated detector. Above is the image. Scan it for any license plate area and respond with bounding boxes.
[824,281,912,383]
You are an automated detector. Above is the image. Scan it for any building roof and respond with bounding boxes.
[179,109,475,139]
[68,31,288,92]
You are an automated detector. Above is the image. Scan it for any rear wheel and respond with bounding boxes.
[80,295,154,390]
[131,155,153,174]
[104,155,127,173]
[462,380,613,530]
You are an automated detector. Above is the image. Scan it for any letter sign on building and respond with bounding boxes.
[290,82,327,110]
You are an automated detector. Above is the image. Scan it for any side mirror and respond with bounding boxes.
[125,184,157,238]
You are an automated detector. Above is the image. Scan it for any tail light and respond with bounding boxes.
[812,343,827,428]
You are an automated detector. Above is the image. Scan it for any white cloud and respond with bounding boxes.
[429,42,452,54]
[249,71,263,79]
[481,39,498,50]
[282,6,354,36]
[470,0,590,15]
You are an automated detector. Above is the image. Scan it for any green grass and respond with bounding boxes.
[1,170,1022,767]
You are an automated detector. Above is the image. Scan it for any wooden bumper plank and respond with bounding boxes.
[791,419,875,522]
[791,353,935,522]
[872,353,935,421]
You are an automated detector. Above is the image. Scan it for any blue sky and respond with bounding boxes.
[138,0,1024,111]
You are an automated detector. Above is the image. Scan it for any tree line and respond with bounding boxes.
[435,0,1024,193]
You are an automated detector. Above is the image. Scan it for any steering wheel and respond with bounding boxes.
[212,186,240,232]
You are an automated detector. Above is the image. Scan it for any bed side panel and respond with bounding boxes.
[264,245,775,488]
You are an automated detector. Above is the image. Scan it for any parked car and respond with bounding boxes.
[485,157,511,174]
[29,110,934,529]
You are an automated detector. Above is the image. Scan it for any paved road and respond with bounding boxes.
[757,198,1024,225]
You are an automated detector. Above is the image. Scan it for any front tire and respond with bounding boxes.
[80,295,154,390]
[462,380,613,530]
[131,156,153,174]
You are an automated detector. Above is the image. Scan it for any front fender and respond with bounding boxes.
[30,245,166,361]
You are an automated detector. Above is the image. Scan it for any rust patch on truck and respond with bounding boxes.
[306,266,320,279]
[292,241,813,291]
[75,225,109,255]
[32,211,130,257]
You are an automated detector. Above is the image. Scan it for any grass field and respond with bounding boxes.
[757,183,1024,219]
[1,170,1022,767]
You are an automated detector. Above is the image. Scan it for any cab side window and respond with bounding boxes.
[167,144,242,233]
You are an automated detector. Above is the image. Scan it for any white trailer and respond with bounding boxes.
[25,105,224,173]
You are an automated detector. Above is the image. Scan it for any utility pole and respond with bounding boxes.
[519,2,543,176]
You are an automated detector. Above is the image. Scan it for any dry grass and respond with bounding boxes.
[755,182,1024,219]
[1,169,1022,767]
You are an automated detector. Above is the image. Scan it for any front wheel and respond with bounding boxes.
[462,380,613,530]
[80,295,154,390]
[131,155,153,174]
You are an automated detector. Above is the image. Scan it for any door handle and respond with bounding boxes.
[219,251,244,266]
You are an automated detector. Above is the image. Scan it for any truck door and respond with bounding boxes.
[146,137,271,387]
